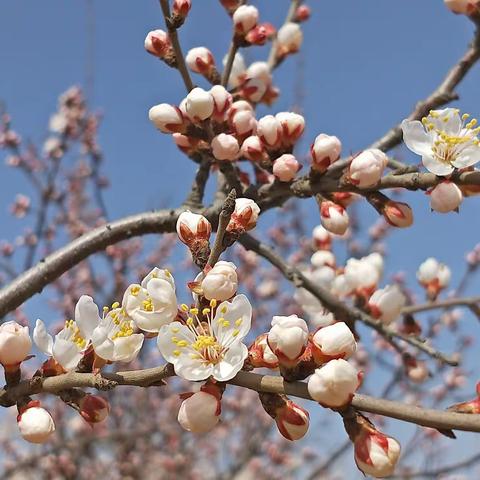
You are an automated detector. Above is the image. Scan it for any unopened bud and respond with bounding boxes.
[382,200,413,228]
[201,261,238,301]
[17,402,55,444]
[311,134,342,172]
[276,22,303,56]
[248,333,279,369]
[185,87,214,121]
[0,321,31,368]
[368,285,406,325]
[211,133,240,161]
[149,104,186,134]
[276,111,305,145]
[348,149,387,188]
[273,154,300,182]
[144,29,171,58]
[257,115,282,148]
[79,394,110,423]
[178,389,221,433]
[233,5,259,34]
[227,198,260,233]
[311,322,356,364]
[186,47,216,75]
[429,181,463,213]
[320,201,349,235]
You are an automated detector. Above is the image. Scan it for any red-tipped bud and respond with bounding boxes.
[382,201,413,228]
[311,133,342,172]
[295,5,311,22]
[186,47,216,75]
[79,394,110,423]
[227,198,260,233]
[248,333,279,369]
[172,0,191,18]
[144,29,172,58]
[320,201,349,235]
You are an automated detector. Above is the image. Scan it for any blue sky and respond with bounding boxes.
[1,0,480,475]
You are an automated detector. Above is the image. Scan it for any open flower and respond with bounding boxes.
[401,108,480,176]
[34,295,101,371]
[157,295,252,381]
[123,267,178,333]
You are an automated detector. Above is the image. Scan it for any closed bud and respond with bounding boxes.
[268,315,309,367]
[210,85,233,122]
[312,225,332,250]
[276,22,303,56]
[211,133,240,161]
[312,322,356,364]
[176,211,212,246]
[223,52,247,88]
[308,359,360,408]
[241,135,267,162]
[240,78,267,103]
[447,382,480,413]
[227,100,253,122]
[275,399,309,441]
[231,110,257,138]
[172,0,191,18]
[144,29,171,58]
[320,201,349,235]
[273,154,300,182]
[172,133,200,155]
[276,112,305,145]
[417,257,450,299]
[185,87,214,121]
[295,5,311,22]
[178,390,221,433]
[380,200,413,228]
[429,181,463,213]
[444,0,480,15]
[311,250,335,269]
[17,403,55,444]
[354,426,401,478]
[201,261,238,301]
[79,394,110,423]
[227,198,260,233]
[311,134,342,172]
[249,333,279,369]
[0,321,31,368]
[349,149,387,188]
[245,24,271,45]
[368,285,406,325]
[232,5,259,34]
[149,104,185,134]
[246,61,272,85]
[186,47,216,75]
[257,115,282,148]
[344,257,380,298]
[403,355,429,384]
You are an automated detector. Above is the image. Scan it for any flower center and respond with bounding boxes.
[64,319,87,348]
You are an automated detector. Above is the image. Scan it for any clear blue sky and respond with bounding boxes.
[1,1,480,475]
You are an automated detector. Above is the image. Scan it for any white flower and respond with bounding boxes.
[349,149,388,187]
[123,268,178,333]
[312,322,356,361]
[401,108,480,176]
[294,267,335,314]
[309,309,336,329]
[344,257,381,296]
[267,315,308,363]
[90,305,144,363]
[185,87,214,121]
[157,295,251,381]
[320,201,349,235]
[417,258,451,298]
[233,5,259,34]
[368,285,406,325]
[178,391,220,433]
[201,261,238,301]
[246,61,272,84]
[0,321,32,367]
[277,22,303,53]
[354,430,401,478]
[34,295,101,371]
[308,359,360,408]
[18,406,55,444]
[312,224,332,250]
[311,250,336,269]
[364,252,384,277]
[429,181,463,213]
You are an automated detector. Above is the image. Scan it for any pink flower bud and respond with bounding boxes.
[444,0,480,15]
[17,403,55,444]
[417,257,450,299]
[354,428,401,478]
[227,198,260,233]
[227,100,253,122]
[276,112,305,145]
[311,134,342,172]
[429,181,463,213]
[312,225,332,250]
[382,200,413,228]
[176,211,212,246]
[172,0,191,18]
[201,261,238,301]
[233,5,259,34]
[185,87,214,121]
[308,359,361,408]
[0,321,31,367]
[240,78,267,103]
[277,22,303,55]
[79,395,110,423]
[349,149,388,188]
[257,115,282,148]
[273,154,300,182]
[144,29,171,58]
[211,133,240,161]
[320,201,349,235]
[267,315,309,367]
[178,390,220,433]
[248,333,279,369]
[149,104,185,133]
[241,135,266,162]
[275,400,309,441]
[210,85,233,122]
[405,358,429,384]
[447,382,480,413]
[295,5,311,22]
[312,322,356,364]
[230,110,257,138]
[186,47,215,75]
[245,24,271,45]
[368,285,406,325]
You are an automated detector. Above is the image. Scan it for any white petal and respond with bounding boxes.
[401,120,432,156]
[212,294,252,345]
[52,337,83,371]
[33,319,53,356]
[91,326,115,361]
[176,358,214,381]
[141,267,175,291]
[111,334,144,363]
[422,155,454,176]
[212,343,248,381]
[74,295,101,341]
[452,146,480,169]
[157,322,196,364]
[430,108,462,135]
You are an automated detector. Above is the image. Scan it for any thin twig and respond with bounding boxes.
[221,40,239,87]
[402,296,480,316]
